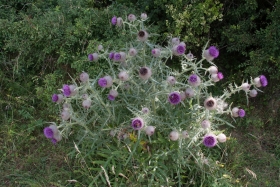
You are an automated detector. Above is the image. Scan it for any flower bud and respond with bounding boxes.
[108,89,118,101]
[139,67,152,80]
[217,133,227,143]
[201,120,211,129]
[188,74,201,87]
[138,30,149,41]
[169,131,179,141]
[145,126,155,136]
[129,48,137,56]
[80,72,89,83]
[253,77,261,87]
[181,130,189,138]
[185,87,195,98]
[151,48,161,57]
[249,89,258,97]
[167,76,176,85]
[131,117,144,130]
[82,94,88,100]
[180,92,187,101]
[241,83,250,92]
[141,13,147,20]
[91,53,99,61]
[61,110,70,121]
[118,71,129,81]
[82,99,91,109]
[142,107,150,114]
[171,37,180,45]
[116,17,123,27]
[128,14,136,22]
[186,52,194,60]
[208,66,218,74]
[119,52,126,62]
[52,94,63,103]
[231,107,239,117]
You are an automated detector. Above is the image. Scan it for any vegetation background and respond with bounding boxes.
[0,0,279,186]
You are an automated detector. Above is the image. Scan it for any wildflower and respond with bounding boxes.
[88,53,98,61]
[118,71,129,81]
[203,133,217,148]
[82,99,92,109]
[131,117,144,130]
[259,75,268,87]
[61,110,70,120]
[179,42,186,48]
[128,14,136,22]
[151,48,161,57]
[108,89,118,101]
[44,127,54,138]
[116,17,123,27]
[129,48,137,56]
[203,46,219,61]
[111,16,117,25]
[249,89,258,97]
[238,109,246,117]
[172,44,186,56]
[109,52,115,59]
[138,30,149,41]
[208,66,218,74]
[98,45,103,51]
[80,72,89,83]
[211,72,224,82]
[141,13,147,20]
[52,132,62,144]
[253,77,262,87]
[142,107,150,114]
[180,92,187,101]
[204,97,217,110]
[69,85,77,96]
[231,107,245,117]
[52,94,63,103]
[169,131,179,141]
[113,53,122,62]
[139,67,152,80]
[186,52,194,60]
[188,74,201,87]
[168,91,181,105]
[167,76,176,85]
[145,126,155,136]
[172,37,180,45]
[98,76,113,88]
[181,130,189,138]
[82,94,88,100]
[217,133,227,143]
[241,83,250,92]
[201,120,211,129]
[119,52,126,62]
[185,87,195,98]
[62,84,71,97]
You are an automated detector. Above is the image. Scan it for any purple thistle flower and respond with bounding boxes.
[173,44,185,56]
[208,46,219,58]
[131,117,144,130]
[62,84,71,97]
[203,134,217,148]
[188,74,201,87]
[108,95,115,101]
[98,78,107,87]
[52,94,58,102]
[260,75,268,87]
[113,53,122,61]
[152,48,161,57]
[44,127,54,139]
[111,16,117,25]
[217,72,224,80]
[238,109,246,117]
[88,54,93,61]
[168,92,181,105]
[51,138,57,145]
[109,52,115,59]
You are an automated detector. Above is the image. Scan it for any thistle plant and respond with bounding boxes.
[44,13,267,186]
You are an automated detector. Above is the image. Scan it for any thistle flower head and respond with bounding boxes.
[44,127,54,138]
[168,92,181,105]
[238,109,246,117]
[181,130,189,138]
[52,94,63,103]
[208,66,218,74]
[98,76,113,88]
[167,76,176,85]
[203,46,219,61]
[217,133,227,143]
[82,99,92,109]
[111,16,117,25]
[80,72,89,83]
[172,37,180,45]
[186,52,194,60]
[201,120,211,129]
[118,71,129,81]
[119,52,126,62]
[88,54,93,61]
[260,75,268,87]
[211,72,224,82]
[253,77,262,87]
[139,67,152,80]
[131,117,144,130]
[89,53,98,61]
[142,107,150,114]
[140,13,147,20]
[180,92,187,101]
[108,89,118,101]
[98,45,103,51]
[128,14,136,22]
[129,48,137,56]
[61,110,70,121]
[249,89,258,97]
[188,74,201,87]
[109,52,115,59]
[185,87,195,98]
[241,83,250,92]
[204,97,217,110]
[203,133,217,148]
[169,131,179,141]
[152,48,161,57]
[116,17,123,27]
[231,107,239,117]
[113,53,122,61]
[172,44,186,56]
[62,84,71,97]
[138,30,149,41]
[145,126,155,136]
